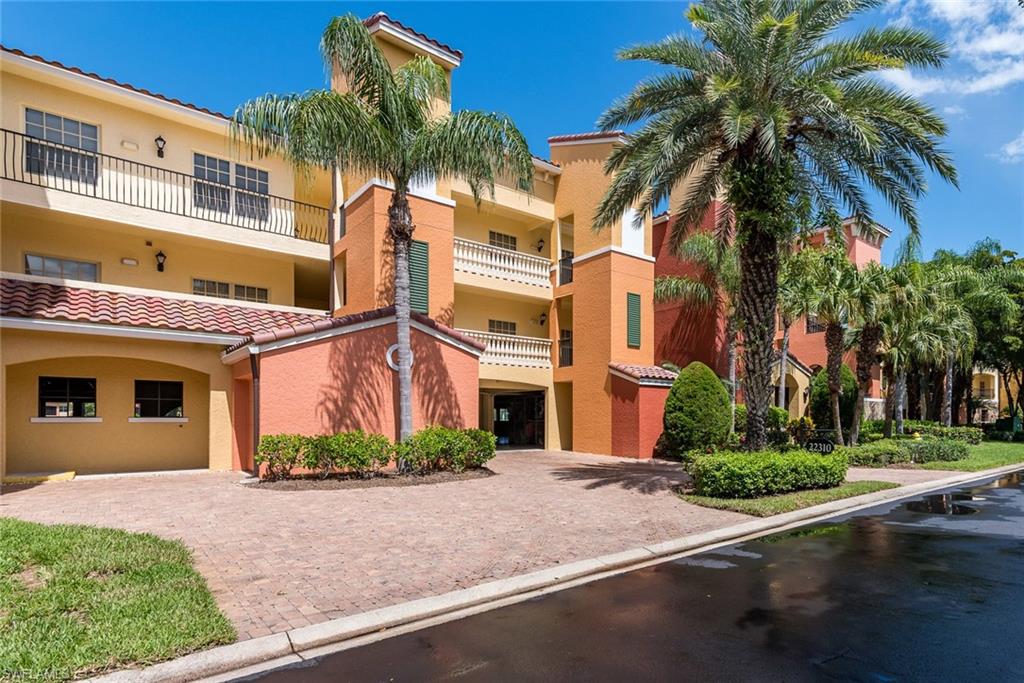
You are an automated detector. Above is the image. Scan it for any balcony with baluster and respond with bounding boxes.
[453,237,553,301]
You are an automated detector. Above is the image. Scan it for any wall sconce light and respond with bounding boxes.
[538,312,548,326]
[154,135,166,158]
[535,238,545,253]
[155,251,167,272]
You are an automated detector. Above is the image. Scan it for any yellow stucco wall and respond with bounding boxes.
[1,329,233,475]
[2,204,300,305]
[453,289,550,338]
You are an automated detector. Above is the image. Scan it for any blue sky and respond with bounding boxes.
[2,1,1021,261]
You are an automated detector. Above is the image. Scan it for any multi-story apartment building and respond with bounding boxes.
[0,14,673,479]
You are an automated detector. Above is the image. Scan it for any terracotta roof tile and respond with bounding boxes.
[362,12,463,60]
[1,45,231,121]
[548,131,626,144]
[609,362,679,382]
[1,278,325,338]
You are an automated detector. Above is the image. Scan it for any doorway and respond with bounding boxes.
[492,391,544,448]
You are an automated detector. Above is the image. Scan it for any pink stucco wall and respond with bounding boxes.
[611,374,671,459]
[251,323,479,444]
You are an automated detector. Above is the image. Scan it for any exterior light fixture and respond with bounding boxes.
[535,238,545,253]
[155,251,167,272]
[154,135,166,158]
[538,313,548,325]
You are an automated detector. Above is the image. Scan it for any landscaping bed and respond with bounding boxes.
[0,518,233,681]
[248,467,495,490]
[681,480,899,517]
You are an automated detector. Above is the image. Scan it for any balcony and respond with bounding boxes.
[1,129,329,244]
[558,256,574,285]
[977,389,996,400]
[457,329,552,368]
[454,237,552,291]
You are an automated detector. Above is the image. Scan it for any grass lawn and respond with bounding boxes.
[0,518,234,681]
[681,480,899,517]
[920,441,1024,472]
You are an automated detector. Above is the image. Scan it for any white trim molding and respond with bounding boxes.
[30,417,103,423]
[365,19,462,68]
[343,178,456,210]
[572,245,656,266]
[128,417,190,423]
[609,368,675,387]
[548,134,628,147]
[1,316,244,346]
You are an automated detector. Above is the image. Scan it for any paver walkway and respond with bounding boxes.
[0,451,956,640]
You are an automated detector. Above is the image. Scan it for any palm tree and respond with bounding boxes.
[776,249,815,410]
[231,15,533,442]
[846,261,889,445]
[805,245,858,444]
[654,234,741,432]
[592,0,956,448]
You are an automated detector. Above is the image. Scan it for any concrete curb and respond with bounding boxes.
[89,462,1022,683]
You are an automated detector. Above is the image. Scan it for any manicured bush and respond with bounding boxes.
[986,430,1015,442]
[809,365,857,434]
[861,419,885,435]
[691,450,848,499]
[913,425,983,444]
[463,428,498,468]
[398,425,475,473]
[903,438,969,463]
[302,434,337,478]
[734,404,746,432]
[836,439,911,467]
[334,430,393,476]
[662,361,731,453]
[767,406,790,431]
[256,434,306,480]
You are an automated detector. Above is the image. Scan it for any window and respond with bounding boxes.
[192,278,230,298]
[559,329,573,367]
[234,284,269,303]
[193,153,231,213]
[134,380,184,418]
[559,249,574,285]
[488,320,517,336]
[235,163,269,220]
[38,376,96,418]
[25,254,98,282]
[626,292,641,348]
[24,108,98,183]
[489,231,517,251]
[806,315,826,334]
[410,240,429,314]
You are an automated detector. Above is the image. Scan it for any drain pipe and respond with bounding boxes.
[249,351,261,477]
[327,162,337,313]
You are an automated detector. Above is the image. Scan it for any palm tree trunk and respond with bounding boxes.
[737,229,780,450]
[825,323,845,445]
[895,370,907,435]
[727,317,738,434]
[777,320,790,410]
[387,188,415,443]
[883,363,895,438]
[942,352,954,427]
[849,323,881,446]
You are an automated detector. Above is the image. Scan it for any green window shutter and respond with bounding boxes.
[626,292,641,348]
[409,240,429,315]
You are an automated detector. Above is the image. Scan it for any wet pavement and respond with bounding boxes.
[239,472,1024,682]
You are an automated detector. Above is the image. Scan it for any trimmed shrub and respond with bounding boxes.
[809,365,857,434]
[463,428,498,468]
[256,434,306,480]
[903,438,969,463]
[986,430,1015,442]
[335,430,393,476]
[767,406,790,431]
[914,425,983,444]
[691,451,848,499]
[836,439,911,467]
[302,434,337,478]
[734,404,790,446]
[861,419,885,435]
[662,362,731,453]
[734,404,747,432]
[399,425,475,473]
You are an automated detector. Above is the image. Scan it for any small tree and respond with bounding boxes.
[809,366,857,440]
[662,361,732,453]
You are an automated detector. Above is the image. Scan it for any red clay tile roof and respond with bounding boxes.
[1,45,231,121]
[1,278,325,339]
[362,12,463,60]
[609,363,678,382]
[228,305,486,354]
[548,131,626,144]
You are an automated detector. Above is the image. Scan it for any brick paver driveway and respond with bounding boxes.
[0,451,954,640]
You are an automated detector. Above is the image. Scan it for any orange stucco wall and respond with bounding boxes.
[334,185,455,325]
[251,323,478,443]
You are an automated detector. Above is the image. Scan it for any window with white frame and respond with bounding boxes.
[234,163,269,221]
[25,254,98,282]
[488,231,517,251]
[193,153,231,213]
[488,319,517,336]
[24,108,99,183]
[38,376,97,418]
[234,284,269,303]
[192,278,230,298]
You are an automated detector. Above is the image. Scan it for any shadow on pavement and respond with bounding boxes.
[550,459,689,494]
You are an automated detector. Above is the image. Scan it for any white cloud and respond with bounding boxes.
[993,130,1024,164]
[943,105,966,117]
[880,68,948,96]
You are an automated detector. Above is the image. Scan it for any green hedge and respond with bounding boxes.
[256,426,496,480]
[662,361,731,453]
[857,419,982,444]
[902,438,969,463]
[691,450,848,499]
[733,405,789,433]
[836,440,911,466]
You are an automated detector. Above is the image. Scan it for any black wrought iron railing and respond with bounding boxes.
[1,128,329,244]
[559,341,573,367]
[559,256,574,285]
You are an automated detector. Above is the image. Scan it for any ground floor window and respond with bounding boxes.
[134,380,184,418]
[38,376,97,417]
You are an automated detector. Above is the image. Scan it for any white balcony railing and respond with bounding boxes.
[454,237,552,289]
[457,329,552,368]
